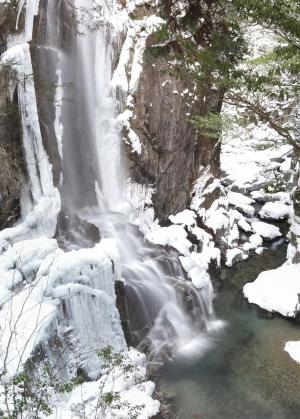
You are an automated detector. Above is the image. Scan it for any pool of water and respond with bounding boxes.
[161,237,300,419]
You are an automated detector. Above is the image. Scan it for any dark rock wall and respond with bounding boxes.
[126,46,221,219]
[0,2,24,54]
[0,69,26,229]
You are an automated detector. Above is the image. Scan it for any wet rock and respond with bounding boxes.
[115,280,132,346]
[56,212,100,249]
[151,389,177,419]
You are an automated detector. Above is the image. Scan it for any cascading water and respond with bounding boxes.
[44,0,218,362]
[7,0,218,369]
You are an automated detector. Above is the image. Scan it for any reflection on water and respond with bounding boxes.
[161,235,300,419]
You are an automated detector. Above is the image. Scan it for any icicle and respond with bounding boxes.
[16,0,41,42]
[1,44,55,202]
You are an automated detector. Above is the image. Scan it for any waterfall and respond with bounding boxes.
[0,0,217,383]
[51,0,217,361]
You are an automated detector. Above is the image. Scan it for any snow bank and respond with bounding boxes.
[243,263,300,317]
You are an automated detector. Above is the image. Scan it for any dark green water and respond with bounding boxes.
[161,237,300,419]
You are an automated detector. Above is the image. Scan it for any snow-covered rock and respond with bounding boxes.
[50,348,160,419]
[146,224,192,255]
[259,201,291,220]
[243,234,263,251]
[226,248,246,267]
[227,191,255,216]
[285,341,300,364]
[238,218,252,233]
[169,209,196,227]
[251,190,291,204]
[228,191,255,207]
[251,221,282,240]
[243,263,300,317]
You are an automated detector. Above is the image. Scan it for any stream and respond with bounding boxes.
[160,227,300,419]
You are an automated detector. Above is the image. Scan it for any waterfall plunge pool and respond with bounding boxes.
[160,234,300,419]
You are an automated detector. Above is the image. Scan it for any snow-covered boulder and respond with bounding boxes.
[169,209,196,227]
[259,201,291,220]
[243,263,300,317]
[226,248,247,267]
[251,191,291,204]
[227,191,255,216]
[243,234,263,251]
[146,224,192,255]
[251,221,282,240]
[285,341,300,364]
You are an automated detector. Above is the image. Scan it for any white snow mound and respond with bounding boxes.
[284,341,300,364]
[259,201,291,220]
[251,221,281,240]
[243,263,300,317]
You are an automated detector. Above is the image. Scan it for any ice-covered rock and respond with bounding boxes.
[0,238,126,378]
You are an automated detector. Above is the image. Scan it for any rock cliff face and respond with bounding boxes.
[0,2,23,54]
[0,65,26,229]
[0,4,27,229]
[125,36,221,220]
